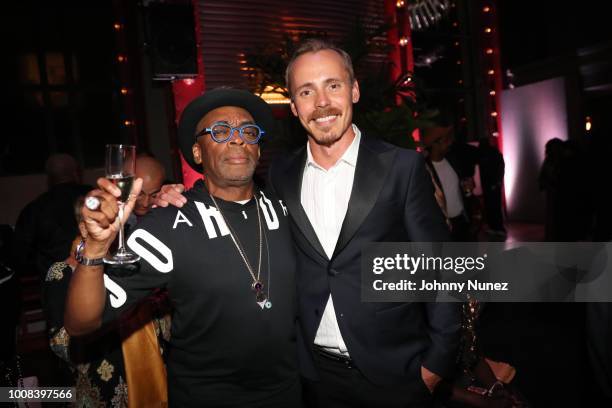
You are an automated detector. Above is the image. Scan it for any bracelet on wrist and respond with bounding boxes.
[75,240,105,266]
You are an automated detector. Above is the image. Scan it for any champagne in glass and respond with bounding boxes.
[108,174,134,202]
[104,144,140,264]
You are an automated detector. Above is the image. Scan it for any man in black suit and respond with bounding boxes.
[269,39,461,408]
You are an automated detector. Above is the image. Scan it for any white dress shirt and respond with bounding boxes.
[432,158,464,218]
[301,125,361,355]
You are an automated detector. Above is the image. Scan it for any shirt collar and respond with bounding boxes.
[306,124,361,170]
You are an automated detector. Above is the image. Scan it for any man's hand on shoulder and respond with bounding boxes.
[152,184,187,208]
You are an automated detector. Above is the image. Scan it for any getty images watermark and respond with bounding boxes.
[361,242,612,302]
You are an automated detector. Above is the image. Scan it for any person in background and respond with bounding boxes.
[478,137,506,238]
[13,153,91,280]
[421,126,476,242]
[421,137,522,408]
[133,156,166,218]
[125,155,167,231]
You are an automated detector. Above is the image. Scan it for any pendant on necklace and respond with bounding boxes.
[252,280,264,292]
[257,298,272,310]
[256,291,271,310]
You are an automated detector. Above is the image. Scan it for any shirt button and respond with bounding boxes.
[328,268,339,276]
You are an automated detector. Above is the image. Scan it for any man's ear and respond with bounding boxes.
[290,100,298,117]
[352,80,360,104]
[192,143,202,164]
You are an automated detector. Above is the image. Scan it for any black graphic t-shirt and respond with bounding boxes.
[102,180,298,407]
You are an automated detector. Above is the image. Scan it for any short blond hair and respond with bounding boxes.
[285,38,355,96]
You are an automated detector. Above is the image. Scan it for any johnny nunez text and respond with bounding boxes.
[372,279,509,292]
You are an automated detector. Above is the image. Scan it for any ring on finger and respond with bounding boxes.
[85,196,101,211]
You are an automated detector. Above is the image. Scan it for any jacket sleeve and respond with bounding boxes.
[404,154,461,378]
[403,154,451,242]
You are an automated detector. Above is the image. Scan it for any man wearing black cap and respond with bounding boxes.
[64,88,300,407]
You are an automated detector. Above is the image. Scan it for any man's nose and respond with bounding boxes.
[315,90,330,108]
[228,128,245,145]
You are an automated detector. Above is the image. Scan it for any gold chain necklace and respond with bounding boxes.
[208,192,271,309]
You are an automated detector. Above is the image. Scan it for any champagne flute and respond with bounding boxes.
[104,144,140,264]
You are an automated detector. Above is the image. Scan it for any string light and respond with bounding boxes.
[399,37,409,46]
[585,116,592,131]
[396,0,405,7]
[114,12,139,134]
[456,60,462,65]
[183,78,195,85]
[482,4,502,142]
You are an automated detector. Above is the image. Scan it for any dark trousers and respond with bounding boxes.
[449,213,472,242]
[483,186,505,232]
[303,348,432,408]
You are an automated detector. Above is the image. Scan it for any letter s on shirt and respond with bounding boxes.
[103,274,127,308]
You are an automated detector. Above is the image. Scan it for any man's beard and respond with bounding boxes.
[310,131,342,147]
[308,107,344,147]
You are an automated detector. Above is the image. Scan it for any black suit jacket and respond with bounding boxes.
[269,135,461,386]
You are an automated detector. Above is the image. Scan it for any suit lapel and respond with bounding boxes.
[333,137,396,258]
[281,148,328,260]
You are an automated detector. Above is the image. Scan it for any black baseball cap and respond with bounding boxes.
[177,88,274,173]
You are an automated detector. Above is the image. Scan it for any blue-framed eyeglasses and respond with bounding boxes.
[195,122,265,144]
